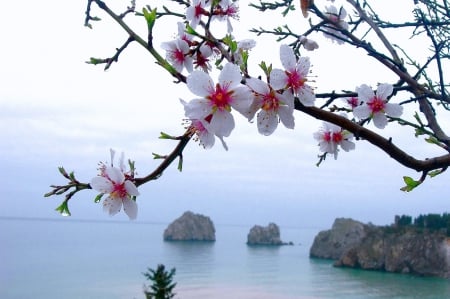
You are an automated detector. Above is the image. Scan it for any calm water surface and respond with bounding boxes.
[1,218,449,299]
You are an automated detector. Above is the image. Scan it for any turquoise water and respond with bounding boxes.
[1,217,449,299]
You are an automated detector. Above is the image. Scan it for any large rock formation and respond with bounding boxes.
[247,222,291,245]
[310,218,366,259]
[163,211,215,241]
[310,218,450,278]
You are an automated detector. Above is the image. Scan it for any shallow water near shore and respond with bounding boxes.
[1,217,449,299]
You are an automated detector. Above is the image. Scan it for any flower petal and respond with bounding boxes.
[296,57,311,77]
[376,83,393,100]
[124,180,140,196]
[353,105,371,120]
[246,78,269,95]
[90,176,113,193]
[181,98,211,120]
[105,166,125,184]
[230,86,253,116]
[209,110,235,137]
[278,105,295,129]
[372,112,388,129]
[122,198,138,220]
[357,84,374,103]
[279,44,296,71]
[298,85,315,106]
[218,63,242,89]
[340,140,355,152]
[270,69,288,90]
[187,70,214,97]
[103,197,122,216]
[385,103,403,118]
[257,110,278,136]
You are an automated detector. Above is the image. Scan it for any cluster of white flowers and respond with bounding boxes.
[90,0,406,219]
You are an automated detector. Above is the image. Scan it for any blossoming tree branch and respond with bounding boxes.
[46,0,450,219]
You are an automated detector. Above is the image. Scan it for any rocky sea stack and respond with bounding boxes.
[163,211,215,241]
[247,222,292,245]
[310,218,450,278]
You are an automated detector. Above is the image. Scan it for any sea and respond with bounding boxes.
[1,217,449,299]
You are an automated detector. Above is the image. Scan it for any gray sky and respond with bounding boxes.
[1,0,448,229]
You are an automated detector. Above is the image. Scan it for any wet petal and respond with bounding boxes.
[181,98,211,120]
[187,70,214,97]
[385,103,403,118]
[270,69,288,90]
[230,86,253,116]
[353,105,371,120]
[340,140,355,152]
[218,63,242,89]
[372,112,388,129]
[209,110,235,137]
[298,85,315,106]
[103,197,122,216]
[296,57,311,77]
[376,83,393,100]
[90,176,113,193]
[198,129,215,149]
[124,180,140,196]
[278,105,295,129]
[105,166,124,184]
[122,198,138,220]
[279,45,296,71]
[246,78,269,95]
[257,110,278,136]
[357,84,374,103]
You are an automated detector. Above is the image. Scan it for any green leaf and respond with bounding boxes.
[185,24,198,35]
[425,136,440,145]
[400,176,421,192]
[55,201,71,216]
[413,111,424,126]
[86,57,104,65]
[143,7,157,32]
[159,131,176,140]
[177,156,183,172]
[428,169,442,178]
[94,193,103,203]
[152,153,164,159]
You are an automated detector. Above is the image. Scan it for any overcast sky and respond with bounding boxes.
[0,0,448,228]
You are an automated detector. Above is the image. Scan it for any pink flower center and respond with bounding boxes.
[195,4,205,18]
[208,83,233,110]
[261,91,279,111]
[194,52,209,69]
[173,49,185,64]
[347,97,359,109]
[323,132,332,142]
[368,97,385,113]
[111,182,127,199]
[286,70,306,92]
[332,132,343,143]
[192,119,207,134]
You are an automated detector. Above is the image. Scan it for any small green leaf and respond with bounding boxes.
[425,136,440,145]
[152,153,164,159]
[428,169,442,178]
[86,57,104,65]
[177,156,183,172]
[414,128,425,137]
[94,193,103,203]
[55,201,71,216]
[400,176,421,192]
[142,7,157,31]
[185,24,198,35]
[413,112,424,126]
[159,131,176,140]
